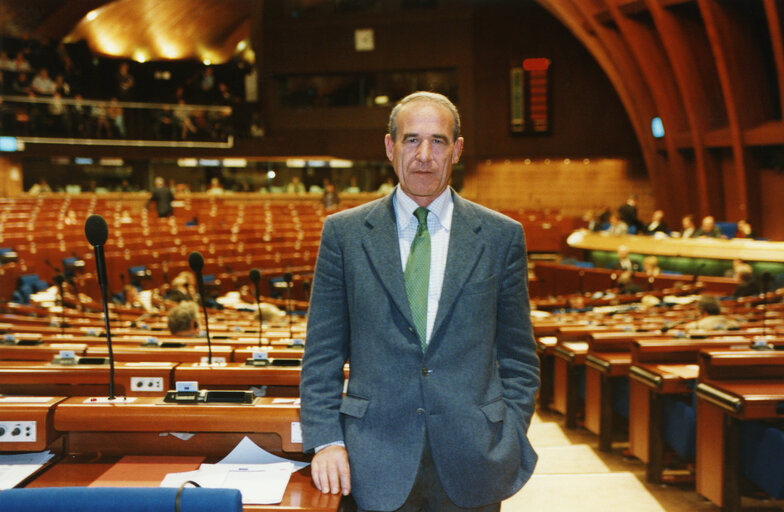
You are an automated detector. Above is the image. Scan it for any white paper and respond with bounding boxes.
[160,437,308,504]
[160,461,294,504]
[217,436,308,471]
[0,450,55,490]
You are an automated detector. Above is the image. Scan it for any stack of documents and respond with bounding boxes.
[160,437,308,505]
[0,450,55,490]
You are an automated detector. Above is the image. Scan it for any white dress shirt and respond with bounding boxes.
[394,186,453,345]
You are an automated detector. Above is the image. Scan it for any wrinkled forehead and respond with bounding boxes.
[397,100,456,136]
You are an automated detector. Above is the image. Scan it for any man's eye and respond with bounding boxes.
[405,137,418,143]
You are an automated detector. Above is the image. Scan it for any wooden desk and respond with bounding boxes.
[567,229,784,263]
[174,363,304,397]
[584,351,630,451]
[628,339,757,484]
[173,363,349,398]
[551,326,652,429]
[0,361,176,397]
[233,347,305,362]
[0,342,88,361]
[552,341,588,428]
[0,396,66,452]
[695,350,784,511]
[23,397,343,512]
[535,336,557,411]
[86,344,235,363]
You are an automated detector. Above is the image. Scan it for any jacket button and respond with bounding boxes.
[421,367,431,376]
[416,408,425,415]
[408,326,415,333]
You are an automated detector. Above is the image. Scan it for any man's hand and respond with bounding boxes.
[311,444,351,495]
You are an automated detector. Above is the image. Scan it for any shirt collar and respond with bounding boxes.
[394,186,453,233]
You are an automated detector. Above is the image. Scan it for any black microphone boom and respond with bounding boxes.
[53,273,66,336]
[84,214,116,400]
[284,271,293,340]
[249,268,263,346]
[188,251,213,364]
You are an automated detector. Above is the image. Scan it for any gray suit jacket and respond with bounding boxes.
[300,190,539,510]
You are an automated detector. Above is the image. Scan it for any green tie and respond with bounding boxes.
[405,207,430,351]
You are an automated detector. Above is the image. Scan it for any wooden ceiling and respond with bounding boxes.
[1,0,251,63]
[534,0,784,234]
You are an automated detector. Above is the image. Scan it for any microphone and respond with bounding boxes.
[760,272,773,338]
[45,258,61,274]
[284,271,293,340]
[84,214,116,400]
[691,262,705,285]
[188,251,213,365]
[249,268,263,346]
[53,273,66,335]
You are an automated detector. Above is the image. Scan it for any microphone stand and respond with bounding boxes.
[93,242,115,400]
[198,281,213,365]
[54,274,66,336]
[285,273,293,341]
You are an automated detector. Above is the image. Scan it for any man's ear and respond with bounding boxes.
[452,136,464,163]
[384,133,394,162]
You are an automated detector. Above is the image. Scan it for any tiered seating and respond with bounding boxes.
[0,193,333,303]
[533,276,784,509]
[500,208,580,253]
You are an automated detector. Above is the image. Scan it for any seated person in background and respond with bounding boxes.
[677,214,696,238]
[613,245,638,272]
[376,177,395,195]
[28,177,52,194]
[587,205,611,231]
[322,182,340,211]
[644,209,669,235]
[604,213,629,236]
[167,300,200,336]
[286,176,306,194]
[724,258,745,278]
[206,177,224,194]
[642,255,661,277]
[618,194,644,233]
[260,302,287,323]
[734,219,756,239]
[732,263,760,298]
[163,271,196,303]
[617,271,642,295]
[694,215,723,238]
[682,295,740,331]
[343,176,361,194]
[119,284,143,308]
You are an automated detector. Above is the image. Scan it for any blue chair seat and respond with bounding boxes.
[0,486,242,512]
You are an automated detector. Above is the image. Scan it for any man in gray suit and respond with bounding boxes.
[300,92,539,511]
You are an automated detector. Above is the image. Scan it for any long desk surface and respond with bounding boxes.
[567,229,784,263]
[14,396,343,512]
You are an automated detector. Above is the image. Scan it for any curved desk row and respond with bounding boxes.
[567,230,784,277]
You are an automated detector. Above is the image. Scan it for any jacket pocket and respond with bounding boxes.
[479,396,506,423]
[339,394,370,418]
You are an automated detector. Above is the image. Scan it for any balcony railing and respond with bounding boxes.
[0,95,234,148]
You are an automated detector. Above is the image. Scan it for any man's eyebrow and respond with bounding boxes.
[401,132,451,142]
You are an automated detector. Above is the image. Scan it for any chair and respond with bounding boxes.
[0,486,243,512]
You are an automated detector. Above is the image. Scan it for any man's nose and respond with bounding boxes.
[415,141,432,161]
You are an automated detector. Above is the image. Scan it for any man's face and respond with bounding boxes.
[385,101,463,207]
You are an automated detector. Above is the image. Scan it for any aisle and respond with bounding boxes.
[501,409,752,512]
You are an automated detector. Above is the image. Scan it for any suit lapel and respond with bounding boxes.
[431,194,484,343]
[361,194,413,325]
